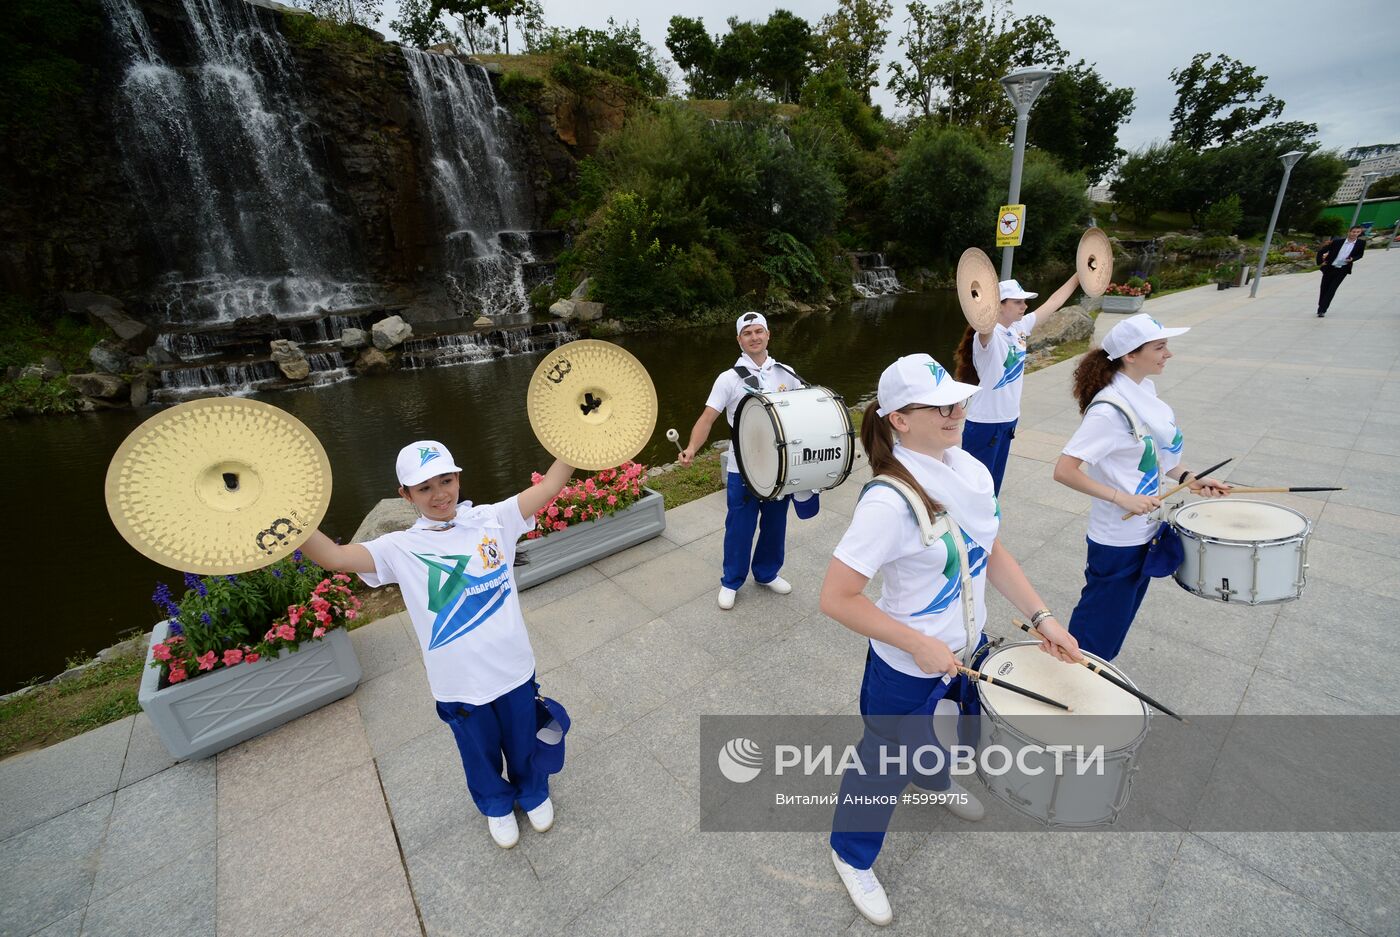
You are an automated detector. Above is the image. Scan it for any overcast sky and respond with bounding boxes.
[376,0,1398,154]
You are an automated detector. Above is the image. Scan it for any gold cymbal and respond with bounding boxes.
[957,247,1000,335]
[105,397,331,575]
[1077,227,1114,297]
[526,340,657,471]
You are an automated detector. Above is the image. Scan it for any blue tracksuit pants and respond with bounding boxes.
[961,418,1017,495]
[721,471,790,590]
[1067,538,1152,661]
[435,675,549,817]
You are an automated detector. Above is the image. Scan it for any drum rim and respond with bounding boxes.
[1169,498,1311,545]
[975,641,1150,752]
[733,392,785,499]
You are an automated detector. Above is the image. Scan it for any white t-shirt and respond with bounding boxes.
[704,354,805,474]
[1332,239,1356,267]
[832,460,999,679]
[1062,405,1183,547]
[965,313,1036,424]
[359,497,536,704]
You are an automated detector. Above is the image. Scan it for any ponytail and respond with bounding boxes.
[953,325,978,385]
[860,400,943,517]
[1071,348,1123,413]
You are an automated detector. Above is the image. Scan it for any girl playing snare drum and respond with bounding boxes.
[1052,314,1230,661]
[821,354,1080,926]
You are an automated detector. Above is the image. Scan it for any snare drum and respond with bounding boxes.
[1170,499,1311,604]
[975,642,1149,829]
[732,386,854,500]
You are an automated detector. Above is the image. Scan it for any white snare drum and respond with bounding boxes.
[1170,499,1311,604]
[732,386,854,500]
[974,642,1149,829]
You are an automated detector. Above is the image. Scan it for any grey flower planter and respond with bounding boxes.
[138,620,362,761]
[516,488,666,589]
[1100,295,1145,313]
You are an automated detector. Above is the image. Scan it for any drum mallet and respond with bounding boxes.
[1012,619,1186,722]
[665,428,684,455]
[1121,457,1232,521]
[1226,486,1345,494]
[956,666,1071,711]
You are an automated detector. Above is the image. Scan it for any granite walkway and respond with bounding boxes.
[3,253,1397,936]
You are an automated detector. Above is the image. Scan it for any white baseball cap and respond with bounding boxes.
[999,279,1038,301]
[396,440,463,487]
[876,354,980,417]
[736,311,768,335]
[1101,313,1190,361]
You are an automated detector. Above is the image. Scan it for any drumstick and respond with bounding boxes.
[956,666,1071,711]
[665,428,684,454]
[1012,619,1186,722]
[1223,486,1345,493]
[1121,457,1232,520]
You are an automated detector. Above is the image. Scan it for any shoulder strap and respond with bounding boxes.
[1087,392,1145,442]
[731,365,761,391]
[860,475,976,665]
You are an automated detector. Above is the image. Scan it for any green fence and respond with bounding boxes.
[1318,197,1400,230]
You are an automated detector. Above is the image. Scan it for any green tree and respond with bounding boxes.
[1201,194,1243,235]
[1112,143,1190,223]
[815,0,893,104]
[1026,59,1135,184]
[391,0,452,48]
[755,9,816,104]
[528,19,668,95]
[883,124,999,260]
[308,0,381,26]
[1169,52,1285,149]
[1371,173,1400,199]
[430,0,539,53]
[666,15,720,97]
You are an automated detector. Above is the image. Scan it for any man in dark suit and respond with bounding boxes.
[1315,225,1367,317]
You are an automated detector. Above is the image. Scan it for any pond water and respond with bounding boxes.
[4,290,979,691]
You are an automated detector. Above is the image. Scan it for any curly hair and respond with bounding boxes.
[1070,348,1123,413]
[953,325,978,384]
[860,399,944,517]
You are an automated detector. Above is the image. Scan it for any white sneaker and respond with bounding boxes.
[717,587,737,610]
[831,849,892,926]
[526,797,554,833]
[487,811,519,848]
[759,575,792,595]
[942,778,985,822]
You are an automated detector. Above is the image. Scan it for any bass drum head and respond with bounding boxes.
[734,394,782,498]
[1173,499,1307,542]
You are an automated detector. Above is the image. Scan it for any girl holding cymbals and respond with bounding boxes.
[821,354,1081,926]
[1052,314,1231,661]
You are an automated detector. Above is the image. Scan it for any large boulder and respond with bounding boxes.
[62,292,153,354]
[569,277,593,301]
[269,339,310,380]
[549,298,577,320]
[340,327,369,350]
[89,340,130,375]
[129,374,154,407]
[352,497,416,543]
[67,372,128,399]
[572,300,605,322]
[1027,305,1095,353]
[371,315,412,350]
[354,347,391,375]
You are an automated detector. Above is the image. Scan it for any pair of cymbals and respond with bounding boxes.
[956,228,1115,331]
[106,340,658,575]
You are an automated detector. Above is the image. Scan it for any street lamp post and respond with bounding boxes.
[998,66,1058,280]
[1349,171,1381,228]
[1250,150,1306,299]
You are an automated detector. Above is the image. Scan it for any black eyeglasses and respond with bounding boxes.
[903,400,969,418]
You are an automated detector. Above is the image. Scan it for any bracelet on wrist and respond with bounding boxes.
[1029,608,1053,627]
[1177,469,1191,484]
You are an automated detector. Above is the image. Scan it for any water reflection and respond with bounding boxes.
[2,291,966,690]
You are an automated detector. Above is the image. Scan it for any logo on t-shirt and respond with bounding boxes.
[414,552,512,650]
[1163,427,1183,456]
[1135,437,1160,496]
[478,536,502,570]
[992,344,1026,390]
[912,532,987,617]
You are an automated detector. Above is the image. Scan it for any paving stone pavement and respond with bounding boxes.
[3,254,1397,936]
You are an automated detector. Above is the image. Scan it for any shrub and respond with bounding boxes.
[883,125,998,263]
[1311,215,1345,238]
[1202,194,1243,236]
[759,231,825,295]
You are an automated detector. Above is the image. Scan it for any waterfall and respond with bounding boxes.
[400,321,575,370]
[102,0,372,323]
[850,252,906,298]
[401,48,537,318]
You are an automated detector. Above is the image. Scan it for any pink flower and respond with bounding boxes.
[563,507,574,518]
[244,651,260,663]
[345,610,358,620]
[222,648,244,666]
[546,504,559,518]
[584,478,596,493]
[264,628,277,641]
[196,651,217,671]
[168,667,187,683]
[276,624,297,641]
[530,471,543,484]
[553,520,567,531]
[607,494,618,506]
[333,573,351,583]
[289,606,303,626]
[313,626,326,638]
[152,643,172,661]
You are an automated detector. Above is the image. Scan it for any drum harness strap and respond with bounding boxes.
[1087,392,1163,503]
[728,361,809,426]
[860,475,979,667]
